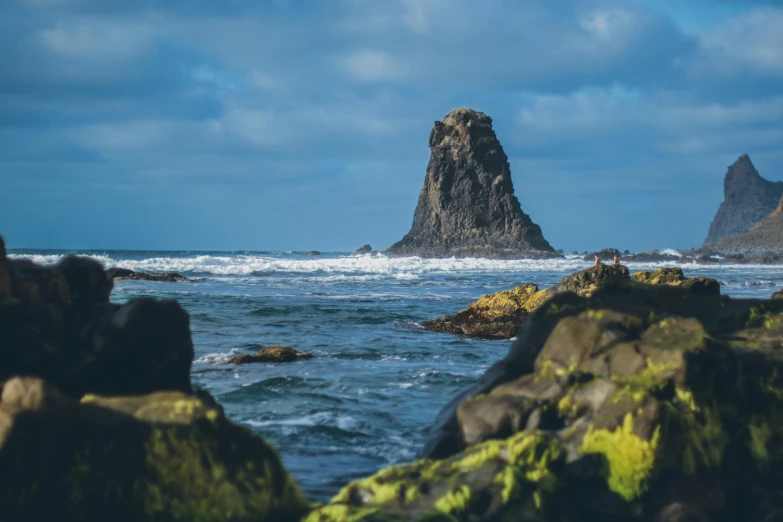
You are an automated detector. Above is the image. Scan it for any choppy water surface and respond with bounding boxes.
[9,249,783,500]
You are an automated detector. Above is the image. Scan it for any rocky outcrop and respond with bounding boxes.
[582,248,620,262]
[0,377,309,522]
[227,346,313,364]
[708,195,783,256]
[351,245,373,256]
[385,108,557,259]
[631,267,720,296]
[106,267,188,282]
[703,154,783,245]
[0,246,193,397]
[311,278,783,521]
[301,251,320,256]
[425,265,720,339]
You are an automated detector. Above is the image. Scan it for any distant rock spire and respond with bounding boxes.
[703,154,783,245]
[385,108,557,259]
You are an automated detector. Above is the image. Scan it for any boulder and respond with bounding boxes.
[0,243,194,397]
[351,245,373,256]
[227,346,313,365]
[385,108,557,259]
[772,289,783,300]
[630,267,721,296]
[106,267,188,282]
[424,265,629,339]
[0,377,309,522]
[582,248,620,262]
[316,279,783,521]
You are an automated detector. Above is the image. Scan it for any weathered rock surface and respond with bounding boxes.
[385,108,557,259]
[0,245,194,397]
[227,346,313,365]
[630,267,720,296]
[106,267,188,282]
[0,377,309,522]
[582,248,620,262]
[425,265,720,339]
[707,195,783,256]
[351,245,374,256]
[301,251,321,256]
[703,154,783,245]
[313,277,783,521]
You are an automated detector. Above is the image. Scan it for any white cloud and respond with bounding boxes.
[39,18,155,62]
[689,8,783,75]
[579,9,639,41]
[401,0,429,34]
[343,49,409,82]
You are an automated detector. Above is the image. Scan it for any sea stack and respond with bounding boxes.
[703,154,783,245]
[385,108,557,259]
[708,195,783,256]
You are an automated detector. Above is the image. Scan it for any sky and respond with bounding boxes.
[0,0,781,252]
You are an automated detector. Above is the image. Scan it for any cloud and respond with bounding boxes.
[38,18,155,62]
[689,8,783,76]
[343,49,409,82]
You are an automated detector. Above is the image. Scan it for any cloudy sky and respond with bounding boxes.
[1,0,781,252]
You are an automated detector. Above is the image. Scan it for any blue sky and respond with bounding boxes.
[1,0,781,252]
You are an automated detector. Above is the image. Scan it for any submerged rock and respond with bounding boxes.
[351,245,373,256]
[106,267,188,282]
[703,154,783,245]
[317,279,783,521]
[385,108,557,259]
[227,346,313,364]
[0,245,194,397]
[0,377,309,522]
[301,251,321,256]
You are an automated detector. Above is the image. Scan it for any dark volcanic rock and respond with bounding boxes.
[351,244,373,256]
[0,377,309,522]
[623,250,681,263]
[708,195,783,256]
[0,244,194,397]
[385,108,557,259]
[227,346,313,364]
[106,267,188,282]
[631,267,721,296]
[703,154,783,245]
[312,278,783,521]
[301,251,320,256]
[582,248,620,261]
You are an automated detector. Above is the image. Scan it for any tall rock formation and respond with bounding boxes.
[708,195,783,255]
[385,108,557,259]
[703,154,783,244]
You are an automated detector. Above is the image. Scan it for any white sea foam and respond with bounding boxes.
[194,348,242,364]
[659,249,683,257]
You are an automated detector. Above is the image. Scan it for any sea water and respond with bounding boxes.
[8,249,783,500]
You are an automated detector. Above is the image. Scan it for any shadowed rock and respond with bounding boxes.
[704,154,783,245]
[351,245,373,256]
[301,251,320,256]
[631,267,720,296]
[227,346,313,364]
[0,239,194,397]
[0,377,309,522]
[708,194,783,256]
[385,108,557,259]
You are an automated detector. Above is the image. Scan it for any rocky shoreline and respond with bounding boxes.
[4,235,783,521]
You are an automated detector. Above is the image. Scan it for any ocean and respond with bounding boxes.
[8,249,783,501]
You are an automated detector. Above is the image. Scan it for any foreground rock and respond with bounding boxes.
[351,245,373,256]
[703,153,783,245]
[0,240,193,397]
[312,278,783,521]
[385,108,557,259]
[0,377,309,522]
[106,267,188,282]
[227,346,313,364]
[424,265,719,339]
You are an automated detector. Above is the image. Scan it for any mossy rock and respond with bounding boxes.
[424,265,629,339]
[0,378,309,522]
[630,267,720,296]
[411,278,783,520]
